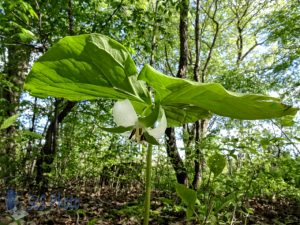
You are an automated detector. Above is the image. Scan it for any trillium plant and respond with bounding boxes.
[25,34,298,224]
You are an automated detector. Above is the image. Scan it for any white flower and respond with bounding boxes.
[112,99,167,143]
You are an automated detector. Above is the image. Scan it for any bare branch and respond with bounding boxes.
[201,0,220,81]
[164,44,175,77]
[240,39,266,61]
[193,0,201,82]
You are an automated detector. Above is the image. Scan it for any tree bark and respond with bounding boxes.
[1,43,31,184]
[191,0,219,189]
[165,0,190,186]
[36,101,76,187]
[192,119,208,189]
[177,0,189,79]
[165,128,188,185]
[191,0,204,190]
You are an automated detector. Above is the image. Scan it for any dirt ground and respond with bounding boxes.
[0,184,299,225]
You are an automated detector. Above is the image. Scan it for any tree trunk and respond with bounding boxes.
[191,0,219,189]
[165,128,188,185]
[36,101,75,188]
[1,43,31,185]
[192,119,208,189]
[191,0,202,190]
[177,0,189,79]
[165,0,190,186]
[35,0,76,189]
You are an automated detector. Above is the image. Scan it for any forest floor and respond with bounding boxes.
[0,183,299,225]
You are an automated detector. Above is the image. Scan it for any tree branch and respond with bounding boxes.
[164,45,175,77]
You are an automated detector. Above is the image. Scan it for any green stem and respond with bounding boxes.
[143,143,153,225]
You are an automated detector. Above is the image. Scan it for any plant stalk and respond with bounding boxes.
[143,144,153,225]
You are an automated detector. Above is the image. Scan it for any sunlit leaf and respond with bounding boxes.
[207,153,226,177]
[25,34,298,129]
[138,64,298,120]
[277,115,295,127]
[0,114,19,130]
[175,183,197,219]
[25,34,151,106]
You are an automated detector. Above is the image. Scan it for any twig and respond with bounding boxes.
[164,45,175,77]
[271,120,300,155]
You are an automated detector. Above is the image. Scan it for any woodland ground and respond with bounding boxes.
[0,182,299,225]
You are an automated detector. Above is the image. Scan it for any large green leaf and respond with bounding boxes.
[138,64,298,120]
[175,183,197,219]
[25,34,151,105]
[25,34,298,128]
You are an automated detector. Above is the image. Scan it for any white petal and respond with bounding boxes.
[112,99,138,127]
[147,111,167,140]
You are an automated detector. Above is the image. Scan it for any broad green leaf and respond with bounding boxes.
[138,64,298,120]
[0,114,19,130]
[175,183,197,219]
[99,126,133,133]
[25,34,151,106]
[207,153,226,177]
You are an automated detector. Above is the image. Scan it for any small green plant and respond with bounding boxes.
[175,153,231,224]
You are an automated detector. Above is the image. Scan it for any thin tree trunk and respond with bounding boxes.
[149,0,159,66]
[23,97,37,184]
[192,0,219,189]
[36,101,75,188]
[192,120,201,189]
[165,0,190,186]
[191,0,202,190]
[177,0,189,79]
[192,119,208,189]
[165,128,188,185]
[35,0,76,189]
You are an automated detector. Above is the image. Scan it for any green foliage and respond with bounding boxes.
[0,114,18,130]
[0,0,37,43]
[87,218,98,225]
[139,64,297,122]
[265,0,300,65]
[24,34,150,104]
[277,115,295,127]
[207,153,226,178]
[175,183,197,219]
[1,1,299,224]
[25,34,297,128]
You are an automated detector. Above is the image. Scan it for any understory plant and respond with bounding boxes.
[24,33,298,224]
